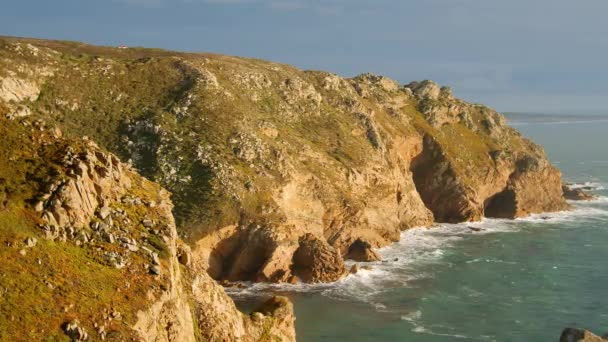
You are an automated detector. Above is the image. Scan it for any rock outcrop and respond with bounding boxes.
[292,233,347,283]
[562,184,596,201]
[191,272,295,341]
[560,328,608,342]
[346,238,381,262]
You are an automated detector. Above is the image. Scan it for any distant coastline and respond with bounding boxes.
[503,112,608,126]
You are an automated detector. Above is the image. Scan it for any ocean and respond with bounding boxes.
[229,113,608,341]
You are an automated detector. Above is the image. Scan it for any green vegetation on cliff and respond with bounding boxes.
[0,117,174,340]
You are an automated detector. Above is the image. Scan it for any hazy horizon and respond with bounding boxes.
[2,0,608,113]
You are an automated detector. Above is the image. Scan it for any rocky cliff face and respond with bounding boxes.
[408,85,568,222]
[0,115,294,341]
[0,36,569,294]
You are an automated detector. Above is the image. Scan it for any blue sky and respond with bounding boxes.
[2,0,608,113]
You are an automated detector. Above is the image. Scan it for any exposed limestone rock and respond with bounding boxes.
[560,328,608,342]
[352,73,400,93]
[247,296,296,341]
[38,147,132,232]
[417,98,466,128]
[406,80,442,100]
[485,155,568,218]
[258,121,279,138]
[321,73,355,95]
[292,233,346,283]
[412,135,486,222]
[133,193,197,342]
[24,237,37,248]
[0,76,40,103]
[63,320,88,341]
[355,111,385,150]
[256,242,300,283]
[191,225,241,279]
[149,265,161,275]
[198,68,220,89]
[230,71,272,90]
[177,243,192,266]
[125,175,293,342]
[412,133,568,222]
[440,86,454,100]
[281,77,322,106]
[205,224,304,284]
[6,104,31,119]
[346,238,380,262]
[191,272,295,341]
[562,184,596,201]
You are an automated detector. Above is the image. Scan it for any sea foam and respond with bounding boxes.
[227,198,608,309]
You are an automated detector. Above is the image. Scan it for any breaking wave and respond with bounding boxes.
[566,181,605,191]
[227,199,608,306]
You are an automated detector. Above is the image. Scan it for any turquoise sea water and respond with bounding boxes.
[230,114,608,341]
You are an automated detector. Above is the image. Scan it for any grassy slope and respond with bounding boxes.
[0,117,170,341]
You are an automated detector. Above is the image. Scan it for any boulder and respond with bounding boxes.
[98,205,111,220]
[439,86,454,99]
[149,265,161,276]
[292,233,346,283]
[24,237,37,248]
[63,320,88,341]
[252,296,296,341]
[406,80,441,100]
[0,76,41,103]
[346,239,381,262]
[562,185,596,201]
[560,328,607,342]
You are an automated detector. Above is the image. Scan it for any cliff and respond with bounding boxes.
[0,37,569,288]
[0,115,294,340]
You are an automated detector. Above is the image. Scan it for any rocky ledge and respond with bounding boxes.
[562,184,597,201]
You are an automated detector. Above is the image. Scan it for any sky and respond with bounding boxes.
[2,0,608,113]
